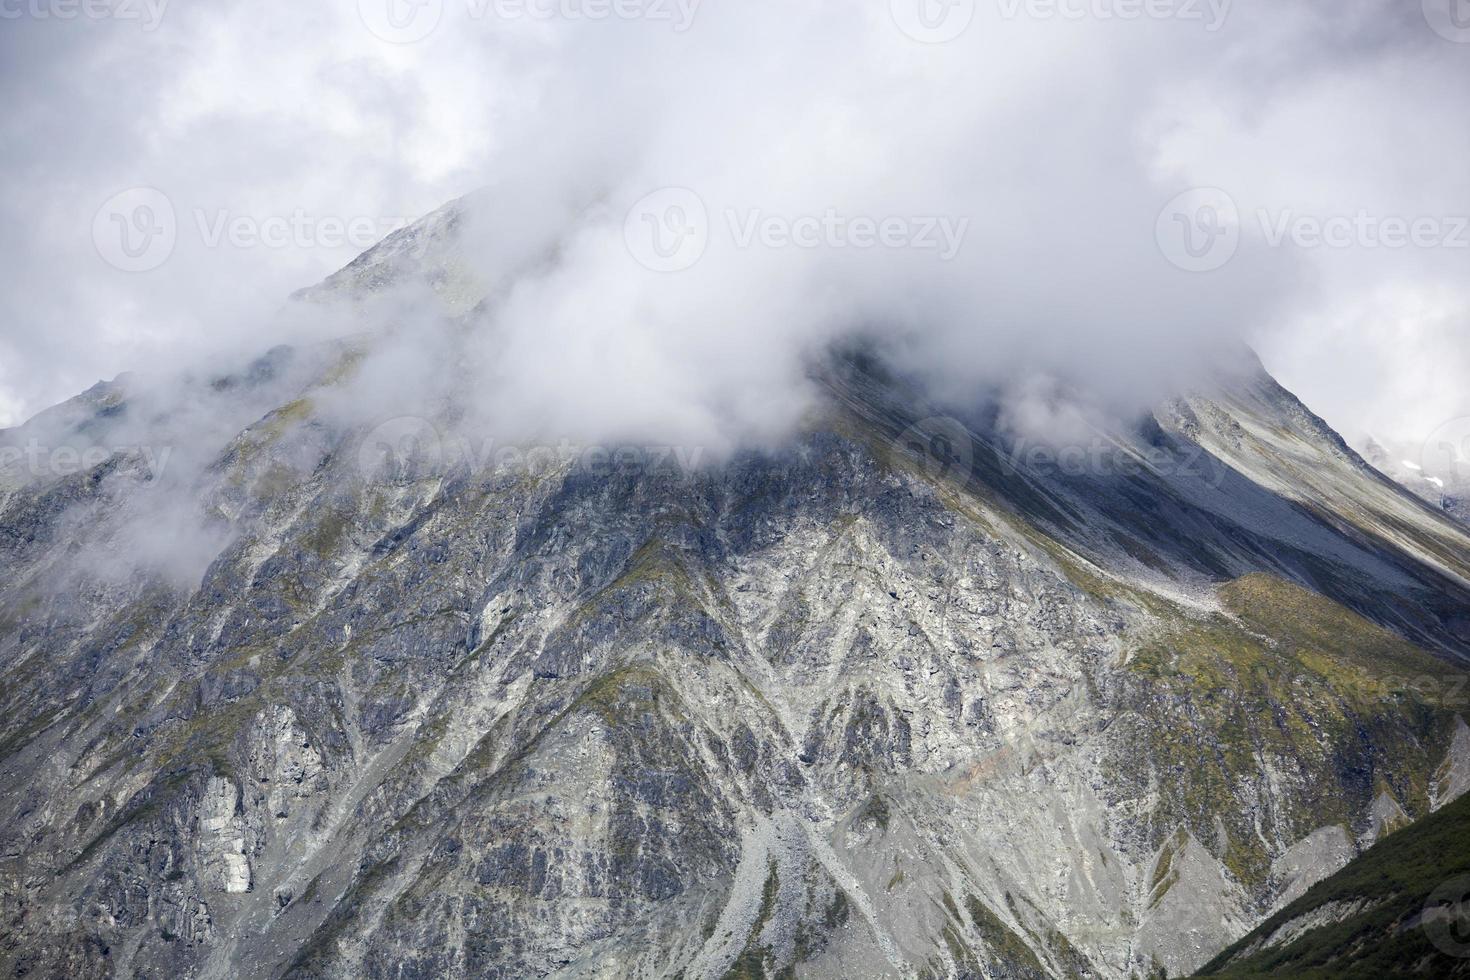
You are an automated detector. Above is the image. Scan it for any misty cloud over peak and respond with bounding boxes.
[0,0,1465,458]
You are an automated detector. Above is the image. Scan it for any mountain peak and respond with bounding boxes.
[3,316,1469,977]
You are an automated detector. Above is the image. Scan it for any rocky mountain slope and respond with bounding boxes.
[1198,782,1470,978]
[2,201,1470,979]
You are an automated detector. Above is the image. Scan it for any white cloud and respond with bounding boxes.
[0,0,1465,457]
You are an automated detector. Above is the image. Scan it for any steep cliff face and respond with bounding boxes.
[2,212,1469,980]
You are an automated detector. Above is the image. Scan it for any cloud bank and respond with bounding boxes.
[1,0,1467,459]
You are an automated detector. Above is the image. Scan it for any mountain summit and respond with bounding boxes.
[2,206,1469,979]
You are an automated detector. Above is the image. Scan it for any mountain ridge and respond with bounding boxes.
[2,208,1469,978]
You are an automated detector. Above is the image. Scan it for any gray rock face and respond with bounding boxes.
[3,228,1470,978]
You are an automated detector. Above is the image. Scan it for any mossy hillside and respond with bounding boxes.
[1220,574,1461,681]
[930,889,984,978]
[722,861,782,980]
[318,342,368,388]
[1121,575,1467,893]
[394,664,706,854]
[75,567,462,798]
[1198,790,1470,979]
[302,505,354,560]
[1148,829,1189,909]
[713,864,850,979]
[0,627,87,762]
[987,880,1106,976]
[144,607,461,776]
[213,341,369,497]
[0,591,44,646]
[552,534,741,679]
[61,554,490,885]
[965,893,1049,978]
[564,663,690,729]
[913,888,1051,979]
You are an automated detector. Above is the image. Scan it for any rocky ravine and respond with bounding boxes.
[3,209,1470,979]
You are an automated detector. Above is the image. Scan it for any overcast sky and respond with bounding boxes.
[1,0,1467,461]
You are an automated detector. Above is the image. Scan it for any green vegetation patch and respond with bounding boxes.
[965,893,1048,977]
[1121,574,1467,892]
[1198,790,1470,978]
[722,861,781,980]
